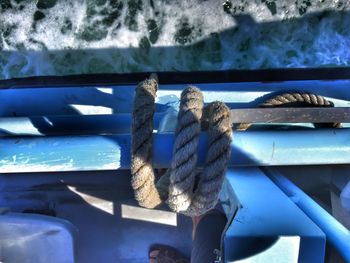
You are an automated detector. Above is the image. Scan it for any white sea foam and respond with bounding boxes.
[0,0,350,79]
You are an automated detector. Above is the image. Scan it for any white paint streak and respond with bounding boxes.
[96,87,113,94]
[69,104,113,115]
[121,204,177,226]
[67,185,114,215]
[0,162,120,173]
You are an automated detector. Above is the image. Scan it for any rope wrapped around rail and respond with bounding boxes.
[131,76,340,216]
[237,92,341,130]
[131,75,232,216]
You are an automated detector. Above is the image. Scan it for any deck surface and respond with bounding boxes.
[0,171,193,262]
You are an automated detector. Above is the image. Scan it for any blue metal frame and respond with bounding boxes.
[268,170,350,262]
[0,114,164,136]
[1,80,350,123]
[223,168,325,262]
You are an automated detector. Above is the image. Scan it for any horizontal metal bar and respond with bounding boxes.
[0,113,164,136]
[1,107,349,136]
[230,107,350,123]
[1,129,350,173]
[269,172,350,262]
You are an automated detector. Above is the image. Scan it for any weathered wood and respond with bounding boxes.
[229,107,350,123]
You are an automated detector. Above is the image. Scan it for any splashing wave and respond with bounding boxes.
[1,0,350,79]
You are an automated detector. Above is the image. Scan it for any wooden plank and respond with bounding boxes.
[0,108,349,137]
[229,107,350,123]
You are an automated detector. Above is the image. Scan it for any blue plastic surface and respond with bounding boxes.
[0,212,76,263]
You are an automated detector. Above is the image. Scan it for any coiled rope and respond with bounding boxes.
[131,76,339,216]
[237,92,341,130]
[131,75,232,216]
[166,87,232,216]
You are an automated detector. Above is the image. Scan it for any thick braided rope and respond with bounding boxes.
[166,86,203,212]
[261,92,333,107]
[131,79,232,216]
[164,87,232,216]
[182,99,232,216]
[131,87,339,212]
[238,92,341,130]
[132,86,340,213]
[131,76,162,208]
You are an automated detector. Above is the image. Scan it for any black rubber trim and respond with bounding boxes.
[1,67,350,89]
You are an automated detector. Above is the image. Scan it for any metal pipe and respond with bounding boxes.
[0,114,164,136]
[269,173,350,262]
[1,129,350,173]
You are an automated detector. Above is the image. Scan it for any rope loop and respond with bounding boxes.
[131,77,340,216]
[167,87,232,216]
[131,77,232,216]
[131,76,162,208]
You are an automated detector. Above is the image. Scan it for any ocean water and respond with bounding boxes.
[1,0,350,80]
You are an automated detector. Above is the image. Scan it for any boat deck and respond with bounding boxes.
[0,171,193,262]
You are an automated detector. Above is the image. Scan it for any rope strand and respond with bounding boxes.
[131,76,162,208]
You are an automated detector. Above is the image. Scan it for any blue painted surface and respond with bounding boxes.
[268,171,350,262]
[1,129,350,173]
[1,79,349,137]
[0,114,164,135]
[0,136,122,172]
[0,212,76,263]
[1,80,350,118]
[0,79,349,261]
[223,168,325,262]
